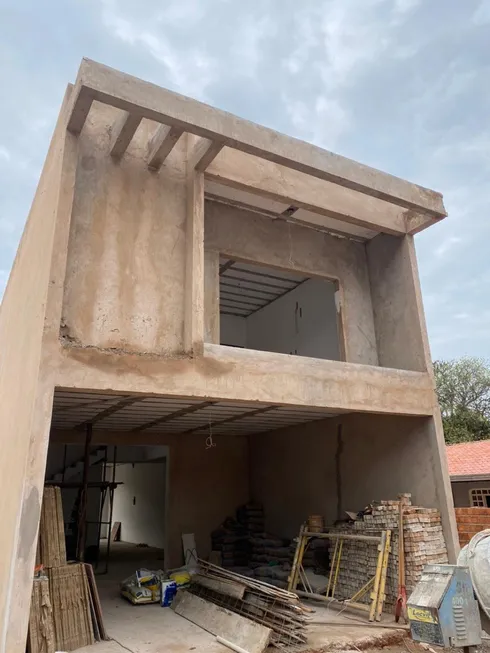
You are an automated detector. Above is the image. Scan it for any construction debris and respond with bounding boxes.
[188,559,308,648]
[173,591,272,653]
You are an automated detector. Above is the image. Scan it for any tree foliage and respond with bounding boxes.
[433,357,490,444]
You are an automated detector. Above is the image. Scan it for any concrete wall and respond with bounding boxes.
[250,413,457,560]
[166,435,249,567]
[205,201,377,366]
[111,462,167,548]
[62,105,188,355]
[452,480,490,507]
[367,234,431,372]
[0,87,78,651]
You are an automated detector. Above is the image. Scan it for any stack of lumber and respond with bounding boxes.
[27,578,55,653]
[186,559,308,648]
[28,485,105,651]
[48,563,94,651]
[39,486,66,568]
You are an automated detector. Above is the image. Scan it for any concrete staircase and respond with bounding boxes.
[49,446,107,483]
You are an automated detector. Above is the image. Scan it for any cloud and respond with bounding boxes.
[434,236,463,259]
[0,146,10,162]
[1,0,490,363]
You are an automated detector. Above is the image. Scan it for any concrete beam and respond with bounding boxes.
[56,343,436,417]
[184,135,205,354]
[110,111,142,158]
[192,138,225,172]
[206,149,427,236]
[147,124,184,171]
[67,58,446,218]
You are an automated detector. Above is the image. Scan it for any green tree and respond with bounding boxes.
[433,357,490,444]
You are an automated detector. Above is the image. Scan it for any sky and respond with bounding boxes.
[1,0,489,361]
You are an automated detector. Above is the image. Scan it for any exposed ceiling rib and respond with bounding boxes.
[219,258,310,318]
[183,406,277,435]
[76,395,143,429]
[132,400,216,432]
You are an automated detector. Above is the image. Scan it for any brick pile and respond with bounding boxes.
[455,507,490,546]
[328,497,448,610]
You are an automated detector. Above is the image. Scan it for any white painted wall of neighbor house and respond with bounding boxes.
[111,461,167,548]
[220,277,340,360]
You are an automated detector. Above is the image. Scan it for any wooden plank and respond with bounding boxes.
[193,574,246,600]
[172,591,272,653]
[27,578,55,653]
[110,521,121,542]
[147,124,183,170]
[39,486,66,568]
[110,111,142,158]
[84,563,108,641]
[48,563,94,651]
[67,58,446,218]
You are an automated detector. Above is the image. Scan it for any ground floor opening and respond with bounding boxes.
[34,388,453,652]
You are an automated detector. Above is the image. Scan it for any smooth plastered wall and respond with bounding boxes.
[111,462,167,548]
[166,435,249,566]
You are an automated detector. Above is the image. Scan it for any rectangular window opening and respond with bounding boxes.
[218,257,342,361]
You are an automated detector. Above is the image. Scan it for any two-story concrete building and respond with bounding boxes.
[0,59,458,651]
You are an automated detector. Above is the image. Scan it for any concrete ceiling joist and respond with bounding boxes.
[183,405,276,435]
[191,138,225,172]
[110,111,142,158]
[66,59,446,228]
[76,395,143,429]
[131,400,215,433]
[147,124,184,171]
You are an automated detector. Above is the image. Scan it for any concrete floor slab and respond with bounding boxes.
[77,543,406,653]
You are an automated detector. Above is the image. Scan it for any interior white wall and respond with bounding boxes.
[220,277,340,360]
[220,314,247,347]
[110,461,167,548]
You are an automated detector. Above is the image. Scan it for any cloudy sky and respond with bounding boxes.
[1,0,489,360]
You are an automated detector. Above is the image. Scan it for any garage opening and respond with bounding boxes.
[34,392,449,652]
[219,258,342,360]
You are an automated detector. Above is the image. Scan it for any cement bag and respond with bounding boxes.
[458,529,490,633]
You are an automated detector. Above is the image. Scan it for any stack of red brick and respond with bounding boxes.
[455,507,490,546]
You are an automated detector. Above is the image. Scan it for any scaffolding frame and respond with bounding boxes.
[288,525,392,622]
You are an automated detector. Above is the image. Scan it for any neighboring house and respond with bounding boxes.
[447,440,490,507]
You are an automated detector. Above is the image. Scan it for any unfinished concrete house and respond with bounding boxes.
[0,58,459,652]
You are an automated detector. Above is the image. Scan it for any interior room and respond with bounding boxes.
[218,258,341,360]
[40,388,447,652]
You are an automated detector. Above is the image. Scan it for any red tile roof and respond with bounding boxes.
[447,440,490,478]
